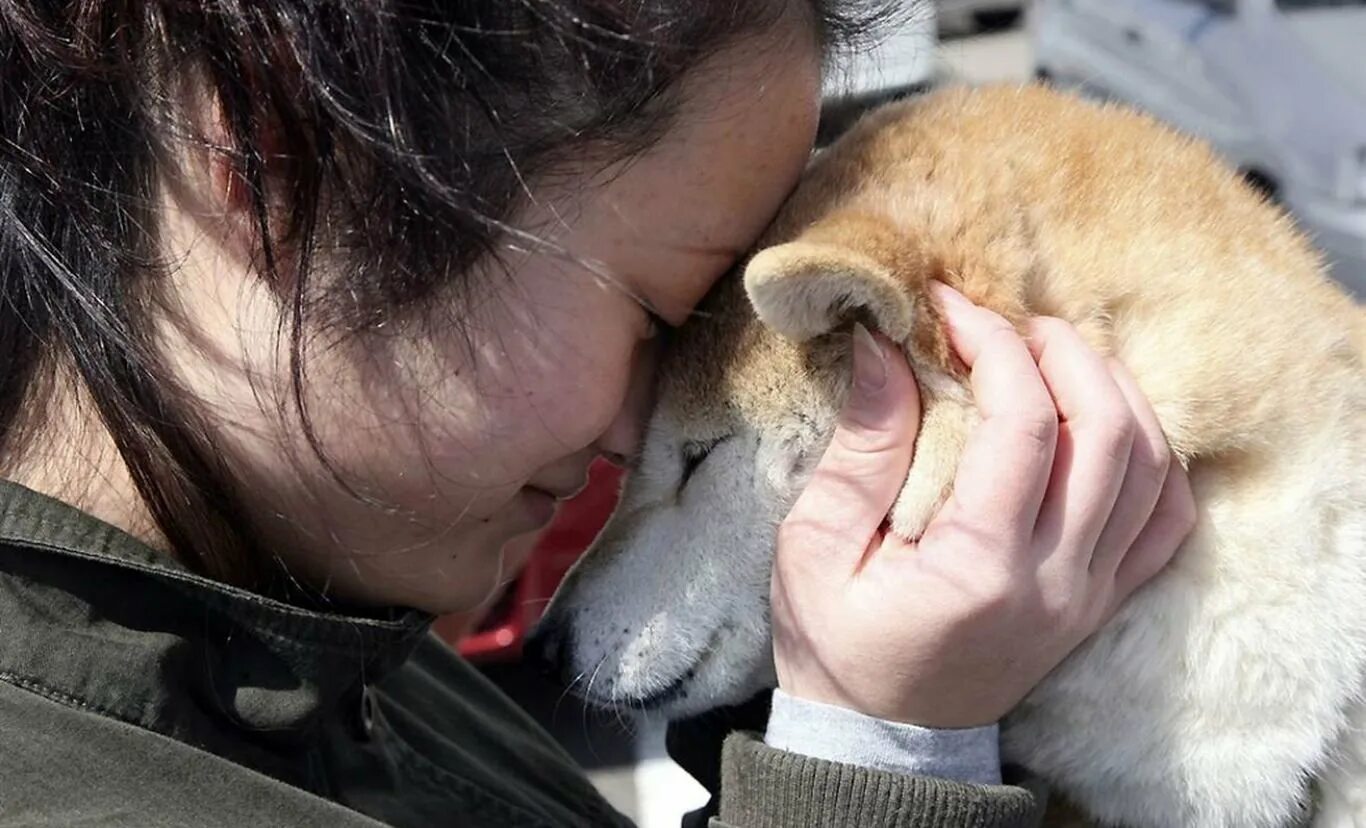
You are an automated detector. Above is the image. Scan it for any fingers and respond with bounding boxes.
[933,285,1183,603]
[1111,459,1196,609]
[1087,359,1172,576]
[783,324,922,564]
[1025,317,1134,566]
[932,284,1056,547]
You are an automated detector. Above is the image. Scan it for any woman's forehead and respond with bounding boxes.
[542,33,824,325]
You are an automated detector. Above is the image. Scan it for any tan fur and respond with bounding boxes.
[545,84,1366,828]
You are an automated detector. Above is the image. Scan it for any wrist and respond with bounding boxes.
[776,675,1000,729]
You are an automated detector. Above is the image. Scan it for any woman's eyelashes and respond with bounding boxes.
[644,308,671,339]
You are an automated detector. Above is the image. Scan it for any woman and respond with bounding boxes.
[0,1,1193,825]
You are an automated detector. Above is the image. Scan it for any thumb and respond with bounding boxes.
[784,323,922,553]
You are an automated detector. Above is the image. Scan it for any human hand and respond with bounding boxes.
[770,284,1196,727]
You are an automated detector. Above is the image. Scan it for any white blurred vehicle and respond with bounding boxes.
[819,2,940,142]
[938,0,1024,31]
[1031,0,1366,297]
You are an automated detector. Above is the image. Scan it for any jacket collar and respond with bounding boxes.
[0,478,432,777]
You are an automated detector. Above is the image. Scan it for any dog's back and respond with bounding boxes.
[770,84,1362,457]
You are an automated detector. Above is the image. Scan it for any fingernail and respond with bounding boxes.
[852,322,887,394]
[932,281,972,306]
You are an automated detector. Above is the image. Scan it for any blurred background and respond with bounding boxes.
[441,1,1366,823]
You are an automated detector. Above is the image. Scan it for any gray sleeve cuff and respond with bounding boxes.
[763,689,1003,785]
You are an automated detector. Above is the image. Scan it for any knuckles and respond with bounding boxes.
[1130,443,1173,495]
[1162,468,1199,538]
[1091,411,1138,464]
[1009,406,1060,451]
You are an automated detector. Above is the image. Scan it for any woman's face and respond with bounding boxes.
[166,25,824,612]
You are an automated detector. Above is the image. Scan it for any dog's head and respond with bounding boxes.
[536,219,939,716]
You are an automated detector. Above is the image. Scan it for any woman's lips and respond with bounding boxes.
[528,477,590,502]
[521,465,595,523]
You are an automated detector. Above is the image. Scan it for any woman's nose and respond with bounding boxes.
[595,337,660,465]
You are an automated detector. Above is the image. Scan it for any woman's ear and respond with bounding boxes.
[743,239,915,343]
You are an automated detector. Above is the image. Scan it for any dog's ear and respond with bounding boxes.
[743,240,915,342]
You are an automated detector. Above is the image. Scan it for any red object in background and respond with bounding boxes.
[433,459,624,661]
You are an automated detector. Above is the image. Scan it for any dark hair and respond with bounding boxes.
[0,0,895,593]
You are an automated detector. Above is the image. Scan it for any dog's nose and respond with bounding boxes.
[525,622,573,682]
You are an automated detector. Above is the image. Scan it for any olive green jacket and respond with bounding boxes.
[0,479,1043,827]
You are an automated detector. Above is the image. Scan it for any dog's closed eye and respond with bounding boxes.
[680,437,730,488]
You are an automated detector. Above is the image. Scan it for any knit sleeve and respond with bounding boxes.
[711,731,1045,828]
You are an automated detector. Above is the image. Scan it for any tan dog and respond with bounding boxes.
[540,85,1366,827]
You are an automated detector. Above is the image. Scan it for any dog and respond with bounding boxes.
[536,84,1366,827]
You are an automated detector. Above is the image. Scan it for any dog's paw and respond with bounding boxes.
[890,475,951,541]
[889,387,976,541]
